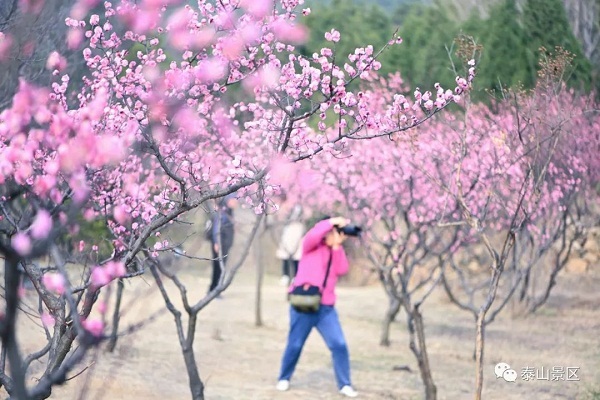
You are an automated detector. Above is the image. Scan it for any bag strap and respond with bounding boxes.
[322,249,333,290]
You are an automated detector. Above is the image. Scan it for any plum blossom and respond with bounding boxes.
[31,210,53,239]
[12,233,32,256]
[324,29,340,43]
[239,0,273,19]
[113,204,129,225]
[42,273,66,295]
[90,266,111,287]
[82,318,104,337]
[105,260,126,278]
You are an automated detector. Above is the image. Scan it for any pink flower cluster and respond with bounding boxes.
[90,261,126,288]
[42,272,66,295]
[284,72,598,259]
[2,0,477,273]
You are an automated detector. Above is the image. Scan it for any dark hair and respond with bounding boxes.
[218,194,235,206]
[217,194,236,216]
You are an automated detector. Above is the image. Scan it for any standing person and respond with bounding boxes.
[275,204,305,286]
[276,216,359,398]
[208,194,237,294]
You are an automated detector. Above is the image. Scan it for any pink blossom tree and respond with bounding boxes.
[440,79,600,328]
[0,0,85,109]
[301,135,458,400]
[290,44,598,400]
[0,0,476,398]
[0,78,131,398]
[278,69,478,400]
[429,47,600,400]
[505,87,600,314]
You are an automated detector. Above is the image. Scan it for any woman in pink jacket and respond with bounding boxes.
[276,216,358,398]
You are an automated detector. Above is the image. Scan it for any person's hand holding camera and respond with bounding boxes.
[329,216,349,228]
[326,217,348,249]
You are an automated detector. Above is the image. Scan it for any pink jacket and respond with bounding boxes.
[289,219,349,306]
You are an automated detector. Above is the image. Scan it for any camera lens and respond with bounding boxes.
[339,224,362,237]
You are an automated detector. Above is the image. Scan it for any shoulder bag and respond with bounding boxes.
[288,250,332,313]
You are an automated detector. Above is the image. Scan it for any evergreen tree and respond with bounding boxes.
[300,0,393,70]
[464,0,532,97]
[382,1,461,89]
[522,0,592,91]
[297,0,595,97]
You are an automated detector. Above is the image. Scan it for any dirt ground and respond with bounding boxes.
[9,254,600,400]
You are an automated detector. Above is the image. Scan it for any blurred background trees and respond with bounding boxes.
[303,0,598,99]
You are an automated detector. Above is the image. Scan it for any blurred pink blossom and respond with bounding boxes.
[66,29,84,50]
[105,261,126,278]
[83,208,95,221]
[239,0,273,19]
[194,57,228,83]
[243,64,280,92]
[90,266,111,287]
[82,318,104,337]
[192,27,216,49]
[42,273,66,295]
[269,156,297,186]
[12,233,32,256]
[271,20,308,44]
[220,35,245,60]
[31,209,53,239]
[33,175,57,196]
[41,312,55,328]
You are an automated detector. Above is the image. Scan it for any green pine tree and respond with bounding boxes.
[299,0,393,71]
[382,1,461,90]
[464,0,531,98]
[522,0,592,91]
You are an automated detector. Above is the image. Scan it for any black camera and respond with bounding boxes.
[335,224,362,237]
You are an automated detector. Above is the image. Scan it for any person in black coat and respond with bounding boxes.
[208,194,237,293]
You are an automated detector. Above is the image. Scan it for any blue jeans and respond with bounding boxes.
[278,305,352,389]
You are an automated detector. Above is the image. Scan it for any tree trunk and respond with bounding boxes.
[474,311,486,400]
[380,297,401,346]
[1,254,28,400]
[107,279,124,352]
[46,332,75,375]
[406,302,437,400]
[413,306,437,400]
[518,268,530,302]
[254,231,264,327]
[182,344,204,400]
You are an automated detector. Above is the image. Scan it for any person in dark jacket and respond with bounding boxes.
[208,194,237,293]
